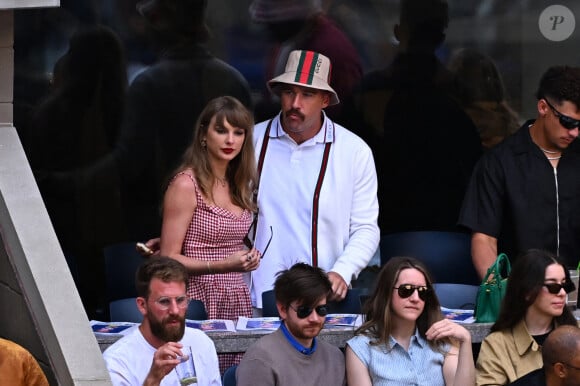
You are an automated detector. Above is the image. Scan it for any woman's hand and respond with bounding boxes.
[425,319,471,344]
[224,247,261,272]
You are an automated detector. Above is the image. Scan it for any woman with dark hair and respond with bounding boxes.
[346,256,475,385]
[159,96,260,372]
[476,249,577,385]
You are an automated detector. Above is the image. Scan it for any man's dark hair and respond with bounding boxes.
[536,65,580,108]
[135,256,188,298]
[274,263,332,307]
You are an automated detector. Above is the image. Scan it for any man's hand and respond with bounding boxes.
[328,272,348,301]
[143,342,183,386]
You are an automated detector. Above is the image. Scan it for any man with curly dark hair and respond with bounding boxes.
[459,66,580,278]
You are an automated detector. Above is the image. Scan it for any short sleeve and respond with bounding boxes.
[346,335,372,366]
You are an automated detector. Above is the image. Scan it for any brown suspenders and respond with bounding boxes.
[256,118,333,266]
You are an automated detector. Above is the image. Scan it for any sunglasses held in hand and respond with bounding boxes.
[243,213,273,259]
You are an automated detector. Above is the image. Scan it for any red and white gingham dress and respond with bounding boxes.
[176,173,253,372]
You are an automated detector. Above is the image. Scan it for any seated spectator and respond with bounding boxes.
[476,249,577,385]
[0,338,49,386]
[509,325,580,386]
[103,257,221,386]
[346,256,475,385]
[236,263,346,386]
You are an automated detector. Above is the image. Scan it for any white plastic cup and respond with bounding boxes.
[568,269,579,309]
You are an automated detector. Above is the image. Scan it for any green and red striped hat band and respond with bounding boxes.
[267,50,340,106]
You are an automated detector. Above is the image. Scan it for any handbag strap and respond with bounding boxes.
[484,253,511,282]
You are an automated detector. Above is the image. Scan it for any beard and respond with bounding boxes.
[285,320,324,342]
[148,313,185,342]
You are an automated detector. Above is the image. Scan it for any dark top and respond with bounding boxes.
[508,368,545,386]
[458,120,580,267]
[345,52,482,234]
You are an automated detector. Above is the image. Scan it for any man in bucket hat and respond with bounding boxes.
[248,0,362,123]
[250,49,379,310]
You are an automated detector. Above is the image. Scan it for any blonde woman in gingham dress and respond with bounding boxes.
[160,97,261,373]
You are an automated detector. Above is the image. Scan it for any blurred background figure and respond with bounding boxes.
[26,25,128,319]
[249,0,362,123]
[448,47,521,149]
[112,0,253,241]
[344,0,482,235]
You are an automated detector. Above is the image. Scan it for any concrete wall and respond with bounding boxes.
[0,7,112,386]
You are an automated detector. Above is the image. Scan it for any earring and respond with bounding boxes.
[201,139,207,148]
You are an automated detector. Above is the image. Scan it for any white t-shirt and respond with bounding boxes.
[103,326,221,386]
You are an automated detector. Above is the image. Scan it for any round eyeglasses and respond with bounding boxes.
[154,295,190,310]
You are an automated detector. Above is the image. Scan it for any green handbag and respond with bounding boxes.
[475,253,511,323]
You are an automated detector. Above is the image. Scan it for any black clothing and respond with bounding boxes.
[459,120,580,267]
[115,42,252,239]
[345,52,482,234]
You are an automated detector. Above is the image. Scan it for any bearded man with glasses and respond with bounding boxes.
[237,263,346,386]
[459,65,580,279]
[103,257,221,386]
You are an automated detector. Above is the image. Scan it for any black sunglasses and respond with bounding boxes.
[561,362,580,371]
[394,284,430,301]
[243,210,273,259]
[544,99,580,130]
[543,282,575,294]
[289,304,329,319]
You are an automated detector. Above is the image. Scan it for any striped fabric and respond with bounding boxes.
[295,51,319,85]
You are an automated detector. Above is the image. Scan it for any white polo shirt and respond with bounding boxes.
[251,112,379,307]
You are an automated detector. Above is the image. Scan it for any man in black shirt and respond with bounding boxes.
[459,66,580,278]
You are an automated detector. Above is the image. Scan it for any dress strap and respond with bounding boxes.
[172,171,204,203]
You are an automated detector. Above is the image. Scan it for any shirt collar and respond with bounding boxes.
[271,111,335,144]
[386,328,424,352]
[514,319,540,355]
[280,322,317,355]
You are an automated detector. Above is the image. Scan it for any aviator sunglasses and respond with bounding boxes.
[393,284,430,301]
[544,99,580,130]
[543,282,575,294]
[289,304,329,319]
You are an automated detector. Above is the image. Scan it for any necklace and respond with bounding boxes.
[539,146,560,154]
[215,176,227,187]
[547,155,562,160]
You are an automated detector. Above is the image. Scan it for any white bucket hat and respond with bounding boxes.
[267,50,339,105]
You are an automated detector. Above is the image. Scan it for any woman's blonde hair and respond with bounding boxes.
[169,96,257,211]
